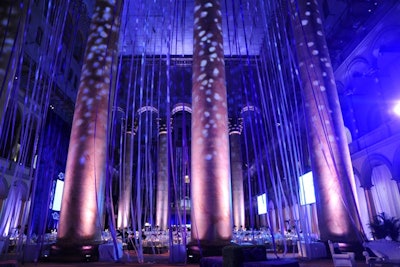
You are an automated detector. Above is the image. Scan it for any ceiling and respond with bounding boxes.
[119,0,266,56]
[51,0,392,123]
[118,0,388,58]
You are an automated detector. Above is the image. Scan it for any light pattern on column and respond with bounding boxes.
[191,0,232,243]
[57,0,123,246]
[229,118,245,229]
[156,119,169,230]
[290,0,363,241]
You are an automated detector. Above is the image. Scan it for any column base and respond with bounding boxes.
[333,241,364,260]
[186,240,231,263]
[46,244,99,262]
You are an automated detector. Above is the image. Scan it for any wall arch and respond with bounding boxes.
[371,26,400,58]
[345,56,371,83]
[360,153,393,188]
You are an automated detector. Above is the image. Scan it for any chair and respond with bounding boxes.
[363,240,400,261]
[363,240,400,266]
[362,247,383,267]
[328,240,356,267]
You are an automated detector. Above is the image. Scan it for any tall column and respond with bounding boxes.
[290,1,363,242]
[228,118,245,229]
[0,0,28,126]
[56,0,123,249]
[117,120,135,229]
[156,119,169,230]
[191,0,232,249]
[363,187,377,223]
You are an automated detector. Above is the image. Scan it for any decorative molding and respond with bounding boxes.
[172,103,192,116]
[240,105,260,114]
[137,106,159,115]
[228,117,243,135]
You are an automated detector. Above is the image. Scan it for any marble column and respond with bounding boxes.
[363,187,377,224]
[0,0,28,125]
[117,120,135,229]
[290,0,363,242]
[57,0,123,248]
[229,118,245,229]
[191,0,232,246]
[155,119,169,230]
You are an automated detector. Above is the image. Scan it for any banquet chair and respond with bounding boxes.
[363,240,400,265]
[328,240,356,267]
[362,247,383,267]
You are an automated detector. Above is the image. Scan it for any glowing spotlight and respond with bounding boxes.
[394,102,400,116]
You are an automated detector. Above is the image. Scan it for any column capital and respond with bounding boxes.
[125,118,138,135]
[228,117,243,135]
[360,182,374,190]
[157,118,170,134]
[392,176,400,183]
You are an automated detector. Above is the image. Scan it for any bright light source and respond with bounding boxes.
[257,193,267,215]
[394,102,400,116]
[299,171,316,205]
[52,179,64,211]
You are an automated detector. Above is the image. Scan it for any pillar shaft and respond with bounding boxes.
[156,123,169,230]
[364,188,377,223]
[229,120,245,229]
[57,0,123,246]
[290,0,363,242]
[191,0,232,243]
[117,129,133,229]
